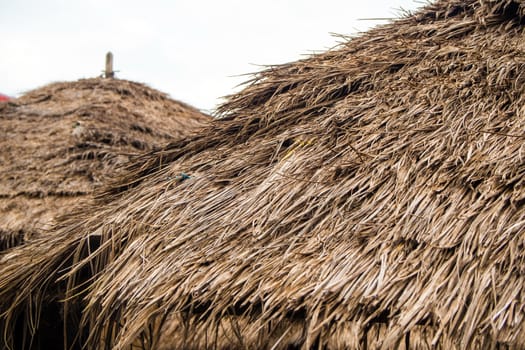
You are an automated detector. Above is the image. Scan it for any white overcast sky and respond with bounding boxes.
[1,0,423,113]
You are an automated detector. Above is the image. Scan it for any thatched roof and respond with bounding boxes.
[0,78,210,250]
[2,0,525,349]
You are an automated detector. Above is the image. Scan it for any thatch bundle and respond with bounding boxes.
[0,78,210,250]
[2,0,525,348]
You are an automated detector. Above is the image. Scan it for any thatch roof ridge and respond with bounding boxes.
[2,0,525,349]
[1,77,209,195]
[218,0,524,118]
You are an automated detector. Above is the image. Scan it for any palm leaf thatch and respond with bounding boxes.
[3,0,525,348]
[0,78,210,251]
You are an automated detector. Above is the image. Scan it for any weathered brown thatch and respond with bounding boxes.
[2,0,525,349]
[0,78,210,250]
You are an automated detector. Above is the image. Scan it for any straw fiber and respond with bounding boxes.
[2,0,525,349]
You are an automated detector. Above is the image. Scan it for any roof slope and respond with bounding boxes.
[2,0,525,349]
[0,78,210,250]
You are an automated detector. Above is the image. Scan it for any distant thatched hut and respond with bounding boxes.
[2,0,525,349]
[0,78,210,251]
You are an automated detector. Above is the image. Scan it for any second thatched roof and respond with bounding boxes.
[2,0,525,349]
[0,78,210,250]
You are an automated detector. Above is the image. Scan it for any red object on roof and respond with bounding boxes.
[0,93,10,102]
